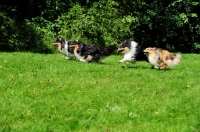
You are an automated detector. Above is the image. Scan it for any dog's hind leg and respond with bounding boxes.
[160,64,167,69]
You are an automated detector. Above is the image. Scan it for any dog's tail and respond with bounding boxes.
[167,54,182,68]
[92,45,116,62]
[101,45,117,57]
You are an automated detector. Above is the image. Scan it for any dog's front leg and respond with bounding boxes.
[119,58,135,63]
[119,59,126,63]
[79,59,87,62]
[65,52,70,59]
[154,66,160,69]
[160,64,167,70]
[65,56,70,59]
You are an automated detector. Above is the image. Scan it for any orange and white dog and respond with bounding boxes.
[143,47,181,69]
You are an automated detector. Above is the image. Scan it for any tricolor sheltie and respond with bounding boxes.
[69,41,116,62]
[53,38,116,62]
[118,40,147,63]
[53,38,76,59]
[143,47,182,69]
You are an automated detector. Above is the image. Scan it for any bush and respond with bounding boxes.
[0,11,55,53]
[0,0,199,53]
[54,0,138,47]
[125,0,200,52]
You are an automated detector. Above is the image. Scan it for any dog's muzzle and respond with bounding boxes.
[143,52,149,55]
[118,48,124,53]
[52,42,59,46]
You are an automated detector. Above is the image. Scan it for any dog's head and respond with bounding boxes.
[143,47,157,56]
[118,40,132,53]
[53,38,66,51]
[68,40,86,54]
[68,40,82,45]
[69,44,79,52]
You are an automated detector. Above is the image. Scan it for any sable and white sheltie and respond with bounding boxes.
[69,41,116,62]
[118,40,147,63]
[53,38,116,62]
[143,47,182,69]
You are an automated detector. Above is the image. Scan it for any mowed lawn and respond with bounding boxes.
[0,52,200,132]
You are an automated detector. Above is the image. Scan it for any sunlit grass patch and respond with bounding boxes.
[0,52,200,131]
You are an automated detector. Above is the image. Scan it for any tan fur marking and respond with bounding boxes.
[74,45,79,53]
[160,64,167,69]
[118,47,130,53]
[144,47,156,56]
[166,54,174,60]
[85,55,93,61]
[53,42,61,51]
[69,45,79,53]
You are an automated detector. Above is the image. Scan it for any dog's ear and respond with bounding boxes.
[58,38,62,41]
[119,40,126,44]
[148,47,155,51]
[56,36,60,39]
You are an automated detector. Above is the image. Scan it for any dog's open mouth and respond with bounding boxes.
[52,42,60,46]
[52,42,60,48]
[143,52,149,55]
[52,42,62,51]
[118,48,124,53]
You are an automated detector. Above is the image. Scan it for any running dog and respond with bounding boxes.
[53,38,77,59]
[69,41,116,63]
[143,47,182,69]
[118,40,147,63]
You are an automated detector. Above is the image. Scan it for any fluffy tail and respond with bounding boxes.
[167,54,182,68]
[101,45,117,57]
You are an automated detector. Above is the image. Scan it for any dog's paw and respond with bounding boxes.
[119,60,124,63]
[154,66,160,69]
[65,57,70,59]
[79,59,87,62]
[156,66,167,70]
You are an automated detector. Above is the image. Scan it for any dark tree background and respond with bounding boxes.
[0,0,199,53]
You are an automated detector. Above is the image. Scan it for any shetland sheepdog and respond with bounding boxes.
[143,47,182,69]
[52,38,76,59]
[118,40,147,63]
[69,41,116,62]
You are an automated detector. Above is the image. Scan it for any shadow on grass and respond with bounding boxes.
[120,64,173,71]
[121,65,150,69]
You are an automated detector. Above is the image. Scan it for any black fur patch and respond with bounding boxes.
[119,40,132,49]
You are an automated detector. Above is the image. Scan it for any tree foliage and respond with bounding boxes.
[0,0,199,53]
[54,1,137,46]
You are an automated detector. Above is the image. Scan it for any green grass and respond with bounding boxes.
[0,52,200,132]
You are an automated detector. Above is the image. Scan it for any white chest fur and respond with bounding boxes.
[119,41,138,62]
[62,41,74,59]
[147,56,158,66]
